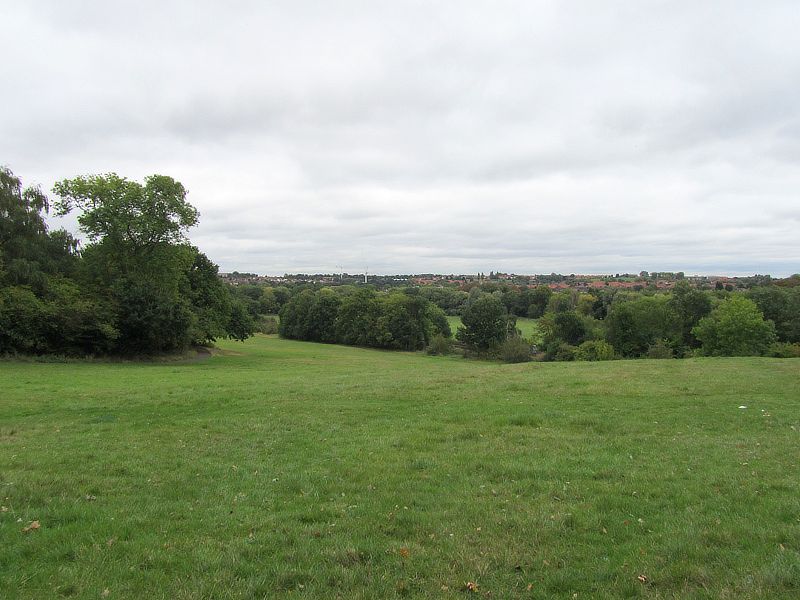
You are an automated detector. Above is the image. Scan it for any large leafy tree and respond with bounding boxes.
[748,285,800,343]
[669,280,712,349]
[374,292,430,350]
[606,295,681,357]
[335,288,381,346]
[306,288,342,343]
[1,166,79,290]
[525,285,553,318]
[53,174,198,252]
[53,173,249,353]
[693,295,777,356]
[0,167,117,355]
[457,294,507,352]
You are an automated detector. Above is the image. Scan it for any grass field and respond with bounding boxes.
[446,315,541,343]
[1,336,799,599]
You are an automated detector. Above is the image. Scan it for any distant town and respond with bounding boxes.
[219,270,781,291]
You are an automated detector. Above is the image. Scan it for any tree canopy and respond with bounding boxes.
[0,167,252,356]
[693,295,777,356]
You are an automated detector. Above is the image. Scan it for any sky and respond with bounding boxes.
[2,0,799,276]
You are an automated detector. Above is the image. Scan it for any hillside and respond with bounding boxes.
[1,336,798,598]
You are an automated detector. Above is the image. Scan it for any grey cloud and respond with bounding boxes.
[1,0,799,276]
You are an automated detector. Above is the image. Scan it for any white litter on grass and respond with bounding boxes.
[738,405,747,409]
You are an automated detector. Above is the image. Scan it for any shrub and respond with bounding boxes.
[426,334,453,356]
[575,340,615,361]
[500,336,532,363]
[543,341,577,362]
[769,342,800,358]
[647,339,674,359]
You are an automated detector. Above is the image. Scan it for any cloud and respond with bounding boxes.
[1,0,798,276]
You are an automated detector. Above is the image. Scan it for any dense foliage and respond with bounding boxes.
[456,295,508,352]
[0,167,253,356]
[692,295,777,356]
[278,287,450,351]
[246,273,800,362]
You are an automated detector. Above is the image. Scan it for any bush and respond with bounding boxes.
[769,342,800,358]
[426,334,453,356]
[543,341,577,362]
[647,339,674,359]
[575,340,615,361]
[500,336,532,363]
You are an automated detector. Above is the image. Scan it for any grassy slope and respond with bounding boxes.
[0,336,798,599]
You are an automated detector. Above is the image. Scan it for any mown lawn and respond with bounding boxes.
[1,336,799,599]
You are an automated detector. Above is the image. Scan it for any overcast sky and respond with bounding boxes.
[2,1,799,276]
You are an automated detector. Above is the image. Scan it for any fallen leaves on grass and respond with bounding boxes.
[637,574,648,583]
[398,547,410,559]
[465,581,479,592]
[22,520,40,533]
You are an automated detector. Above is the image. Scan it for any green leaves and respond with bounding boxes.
[53,173,198,249]
[692,295,777,356]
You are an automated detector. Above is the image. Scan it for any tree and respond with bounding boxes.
[374,293,430,350]
[271,286,292,309]
[692,295,777,356]
[53,173,248,353]
[185,250,253,344]
[425,303,452,339]
[278,289,316,340]
[457,294,507,352]
[748,285,800,343]
[1,167,79,291]
[306,288,341,343]
[53,174,198,253]
[260,287,280,314]
[547,290,576,314]
[335,288,380,346]
[0,167,118,355]
[669,280,712,349]
[418,286,468,315]
[606,295,681,357]
[551,311,588,345]
[524,285,552,318]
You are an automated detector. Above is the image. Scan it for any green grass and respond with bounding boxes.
[1,336,799,599]
[447,315,541,342]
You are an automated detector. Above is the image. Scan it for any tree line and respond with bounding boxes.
[0,167,253,356]
[452,280,799,361]
[278,287,451,350]
[265,277,799,362]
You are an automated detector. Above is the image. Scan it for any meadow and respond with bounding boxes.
[1,335,799,599]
